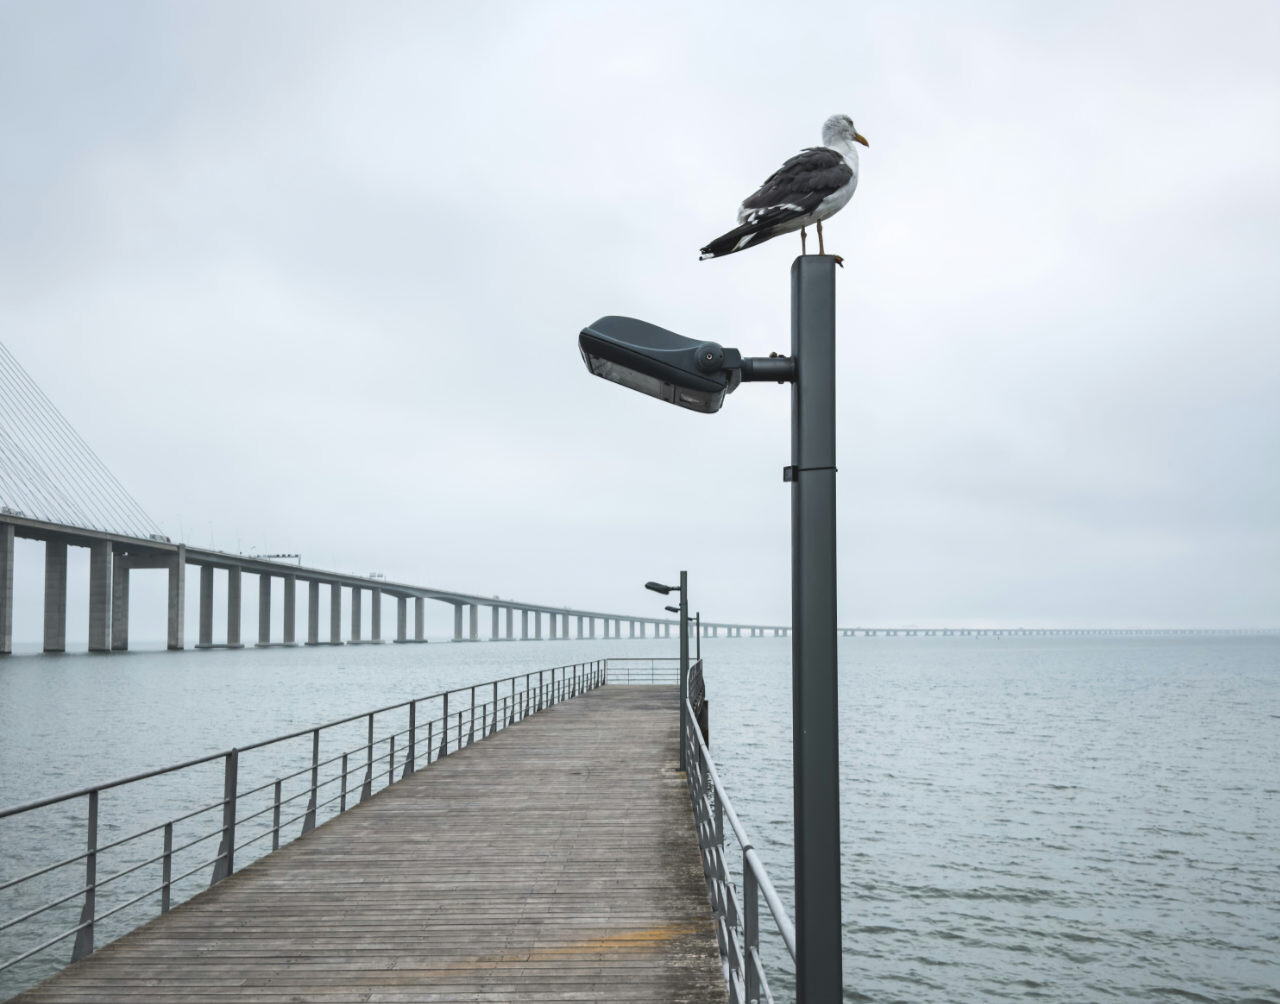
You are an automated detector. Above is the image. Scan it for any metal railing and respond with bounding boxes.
[683,660,796,1003]
[602,657,681,684]
[0,661,605,995]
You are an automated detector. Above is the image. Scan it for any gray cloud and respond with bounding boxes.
[1,0,1277,641]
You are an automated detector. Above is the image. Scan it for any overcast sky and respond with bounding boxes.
[1,0,1277,638]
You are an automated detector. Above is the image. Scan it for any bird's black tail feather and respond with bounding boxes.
[699,222,774,260]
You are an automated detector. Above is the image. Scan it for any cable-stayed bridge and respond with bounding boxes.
[0,342,1273,654]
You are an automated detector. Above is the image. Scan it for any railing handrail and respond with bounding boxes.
[685,695,797,960]
[681,660,796,1001]
[1,660,608,993]
[0,663,589,820]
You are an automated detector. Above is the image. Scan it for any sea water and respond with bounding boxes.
[1,635,1277,1002]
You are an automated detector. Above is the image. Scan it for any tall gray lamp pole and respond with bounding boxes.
[579,253,845,1001]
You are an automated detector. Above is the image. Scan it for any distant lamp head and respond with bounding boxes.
[580,316,742,414]
[645,581,675,595]
[664,605,680,614]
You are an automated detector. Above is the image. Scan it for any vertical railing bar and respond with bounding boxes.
[389,733,396,789]
[70,789,97,962]
[272,780,282,850]
[361,714,373,800]
[302,729,319,833]
[404,700,416,779]
[161,821,173,915]
[744,853,760,1003]
[469,685,476,745]
[340,753,349,812]
[210,749,237,886]
[440,692,449,757]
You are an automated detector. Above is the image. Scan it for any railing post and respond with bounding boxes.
[744,856,760,1004]
[389,733,396,788]
[404,701,416,779]
[361,714,373,800]
[211,749,238,885]
[272,780,282,849]
[456,710,463,747]
[426,721,434,764]
[440,692,449,757]
[469,686,476,745]
[491,681,498,734]
[340,753,349,811]
[161,821,173,914]
[303,728,319,833]
[539,670,544,711]
[71,790,97,962]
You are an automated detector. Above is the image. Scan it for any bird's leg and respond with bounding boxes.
[816,219,844,266]
[800,227,807,254]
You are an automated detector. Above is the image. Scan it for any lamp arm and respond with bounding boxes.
[726,351,796,383]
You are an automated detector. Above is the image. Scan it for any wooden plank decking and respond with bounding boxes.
[15,686,724,1003]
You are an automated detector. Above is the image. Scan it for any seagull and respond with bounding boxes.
[699,114,868,262]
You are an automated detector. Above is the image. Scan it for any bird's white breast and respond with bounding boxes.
[814,145,859,222]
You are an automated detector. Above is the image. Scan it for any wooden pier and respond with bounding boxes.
[13,686,724,1002]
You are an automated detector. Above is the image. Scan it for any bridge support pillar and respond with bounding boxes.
[589,617,595,639]
[453,604,463,642]
[0,523,12,655]
[226,565,242,648]
[521,609,528,640]
[371,588,381,643]
[88,540,111,652]
[198,565,213,647]
[307,580,319,645]
[491,605,500,641]
[43,540,67,653]
[330,583,341,644]
[469,603,478,641]
[111,560,129,651]
[283,575,296,645]
[415,597,424,641]
[550,614,558,640]
[167,545,185,650]
[397,596,407,642]
[258,574,271,646]
[534,611,542,640]
[506,606,513,640]
[351,588,362,642]
[577,615,583,640]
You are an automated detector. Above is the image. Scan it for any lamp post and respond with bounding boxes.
[580,255,843,1000]
[646,575,688,770]
[669,608,701,661]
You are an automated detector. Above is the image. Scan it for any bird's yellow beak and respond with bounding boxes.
[854,132,869,147]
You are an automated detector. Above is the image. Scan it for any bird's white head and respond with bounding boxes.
[822,114,869,150]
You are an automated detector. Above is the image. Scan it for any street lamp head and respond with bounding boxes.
[579,316,742,414]
[645,581,675,595]
[664,605,680,614]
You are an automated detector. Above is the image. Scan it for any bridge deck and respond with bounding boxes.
[15,686,724,1003]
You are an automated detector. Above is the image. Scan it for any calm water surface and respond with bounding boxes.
[2,635,1278,1002]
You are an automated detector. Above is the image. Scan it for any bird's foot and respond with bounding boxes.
[833,255,844,268]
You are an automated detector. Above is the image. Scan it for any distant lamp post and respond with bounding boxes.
[580,256,843,1001]
[646,575,689,769]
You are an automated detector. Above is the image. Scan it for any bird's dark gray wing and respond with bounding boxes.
[738,146,852,224]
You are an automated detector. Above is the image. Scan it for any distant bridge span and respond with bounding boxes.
[1,515,1274,655]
